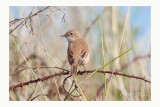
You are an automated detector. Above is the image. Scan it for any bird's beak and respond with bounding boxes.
[61,35,65,37]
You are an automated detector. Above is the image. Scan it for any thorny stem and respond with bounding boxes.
[9,68,151,91]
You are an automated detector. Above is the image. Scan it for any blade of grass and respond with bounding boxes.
[34,33,84,101]
[9,35,40,101]
[74,76,87,101]
[46,8,83,100]
[147,82,151,100]
[10,36,47,101]
[106,7,131,99]
[10,89,19,101]
[79,85,89,100]
[100,22,107,101]
[79,35,150,85]
[33,13,84,100]
[20,72,40,101]
[64,74,88,101]
[68,35,150,98]
[64,88,76,101]
[67,45,136,100]
[91,6,107,101]
[98,19,107,100]
[74,88,77,101]
[36,8,61,100]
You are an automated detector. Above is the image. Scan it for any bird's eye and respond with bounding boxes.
[70,33,73,35]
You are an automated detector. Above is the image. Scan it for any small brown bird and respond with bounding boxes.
[61,29,89,76]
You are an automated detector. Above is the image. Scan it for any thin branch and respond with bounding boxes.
[96,53,151,96]
[9,71,68,91]
[79,70,151,83]
[9,6,50,35]
[9,68,151,91]
[10,66,68,76]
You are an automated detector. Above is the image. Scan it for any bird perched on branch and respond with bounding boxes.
[61,29,89,76]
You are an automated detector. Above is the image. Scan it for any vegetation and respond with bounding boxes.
[9,6,151,101]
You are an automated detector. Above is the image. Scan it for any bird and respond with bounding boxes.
[61,29,89,76]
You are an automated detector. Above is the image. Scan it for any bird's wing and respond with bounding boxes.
[78,40,89,65]
[67,43,74,65]
[68,38,89,65]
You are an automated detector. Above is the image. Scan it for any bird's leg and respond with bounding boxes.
[82,65,86,71]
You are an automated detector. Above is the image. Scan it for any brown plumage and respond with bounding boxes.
[61,29,89,76]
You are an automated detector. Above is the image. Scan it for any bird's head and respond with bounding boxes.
[61,29,83,43]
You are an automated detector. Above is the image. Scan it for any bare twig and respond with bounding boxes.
[96,53,151,96]
[9,6,66,35]
[9,53,151,92]
[77,70,151,83]
[10,66,68,76]
[9,67,151,91]
[9,6,50,35]
[9,70,68,91]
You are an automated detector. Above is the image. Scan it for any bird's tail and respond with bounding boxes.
[70,65,78,76]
